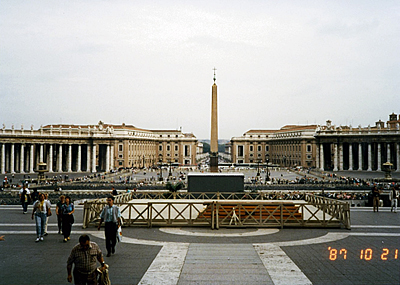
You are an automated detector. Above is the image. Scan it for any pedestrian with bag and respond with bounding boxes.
[62,196,75,242]
[67,234,107,285]
[97,195,121,257]
[31,193,51,242]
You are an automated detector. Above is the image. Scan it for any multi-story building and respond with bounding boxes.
[0,121,198,174]
[231,125,317,168]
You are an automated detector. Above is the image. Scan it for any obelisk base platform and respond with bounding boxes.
[188,172,244,193]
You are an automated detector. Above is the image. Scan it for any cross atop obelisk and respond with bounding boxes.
[213,67,217,82]
[210,67,219,172]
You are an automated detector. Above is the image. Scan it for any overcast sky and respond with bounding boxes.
[1,1,399,139]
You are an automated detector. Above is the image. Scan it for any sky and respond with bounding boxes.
[1,0,399,139]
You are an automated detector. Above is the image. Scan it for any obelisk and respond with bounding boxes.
[210,68,218,172]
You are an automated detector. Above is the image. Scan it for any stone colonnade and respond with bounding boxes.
[318,142,400,172]
[0,142,114,174]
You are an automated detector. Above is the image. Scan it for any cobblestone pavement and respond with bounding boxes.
[1,204,399,285]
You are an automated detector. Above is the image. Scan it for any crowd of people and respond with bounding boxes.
[12,183,120,284]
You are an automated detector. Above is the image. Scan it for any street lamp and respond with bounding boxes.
[158,154,163,181]
[167,158,173,178]
[265,154,270,181]
[256,159,261,177]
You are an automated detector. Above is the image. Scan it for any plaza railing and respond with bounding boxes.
[83,191,351,229]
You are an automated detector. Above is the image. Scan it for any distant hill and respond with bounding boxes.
[201,140,227,153]
[200,139,229,144]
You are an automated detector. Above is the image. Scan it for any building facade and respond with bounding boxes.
[0,121,198,174]
[231,113,400,172]
[315,113,400,172]
[231,125,317,168]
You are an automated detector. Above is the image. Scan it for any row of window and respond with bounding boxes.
[238,144,312,155]
[159,145,179,151]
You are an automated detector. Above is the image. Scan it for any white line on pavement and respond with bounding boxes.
[90,231,167,246]
[352,225,400,228]
[350,233,400,236]
[159,227,279,237]
[272,232,350,247]
[138,243,189,285]
[254,244,312,285]
[0,230,94,235]
[0,223,83,227]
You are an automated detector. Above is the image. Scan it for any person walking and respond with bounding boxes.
[67,234,106,285]
[110,187,118,196]
[31,193,51,242]
[44,193,51,236]
[97,196,121,257]
[56,195,66,234]
[390,186,398,213]
[62,196,75,242]
[30,188,39,205]
[19,184,31,214]
[372,186,381,212]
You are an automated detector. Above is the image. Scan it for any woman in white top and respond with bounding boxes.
[31,193,52,242]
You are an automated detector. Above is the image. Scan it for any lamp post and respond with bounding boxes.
[266,154,270,181]
[256,159,261,177]
[158,154,163,181]
[167,158,173,178]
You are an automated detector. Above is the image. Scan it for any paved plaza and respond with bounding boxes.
[1,201,400,285]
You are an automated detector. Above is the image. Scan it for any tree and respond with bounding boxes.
[202,142,210,153]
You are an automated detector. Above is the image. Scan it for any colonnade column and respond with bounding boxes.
[48,144,53,172]
[1,144,5,174]
[110,145,114,171]
[339,143,343,170]
[30,144,34,173]
[39,144,44,162]
[10,143,15,173]
[316,144,320,169]
[58,144,63,172]
[92,144,96,173]
[387,143,391,163]
[367,143,372,171]
[333,144,338,171]
[377,143,381,171]
[105,145,110,172]
[77,144,81,172]
[397,143,400,172]
[20,144,25,173]
[320,144,324,171]
[348,144,353,171]
[67,144,72,172]
[87,145,91,172]
[358,144,362,171]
